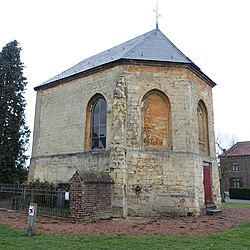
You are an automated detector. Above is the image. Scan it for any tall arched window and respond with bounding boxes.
[197,100,209,154]
[142,90,172,148]
[85,95,107,150]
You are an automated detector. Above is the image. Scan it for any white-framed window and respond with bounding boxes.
[232,162,239,171]
[230,177,242,187]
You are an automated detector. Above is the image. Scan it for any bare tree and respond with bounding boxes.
[215,132,238,156]
[215,131,238,201]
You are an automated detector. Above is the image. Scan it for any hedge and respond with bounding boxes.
[229,188,250,200]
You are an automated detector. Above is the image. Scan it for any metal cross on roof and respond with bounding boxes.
[153,0,161,29]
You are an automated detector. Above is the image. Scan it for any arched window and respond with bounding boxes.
[85,95,107,150]
[197,100,209,154]
[142,90,172,148]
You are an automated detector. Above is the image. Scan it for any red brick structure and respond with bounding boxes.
[69,171,114,222]
[220,141,250,192]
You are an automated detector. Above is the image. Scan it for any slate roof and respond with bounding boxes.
[221,141,250,157]
[36,28,216,90]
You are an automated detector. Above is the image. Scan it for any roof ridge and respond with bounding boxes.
[236,141,250,144]
[158,30,199,69]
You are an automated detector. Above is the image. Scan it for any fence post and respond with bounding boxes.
[26,202,37,236]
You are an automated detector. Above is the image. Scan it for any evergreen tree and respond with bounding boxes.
[0,40,30,183]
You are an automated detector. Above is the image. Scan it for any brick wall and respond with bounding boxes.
[69,171,114,222]
[221,155,250,191]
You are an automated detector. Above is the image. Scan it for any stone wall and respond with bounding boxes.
[31,66,120,159]
[29,65,120,182]
[29,150,110,183]
[29,61,221,217]
[121,63,220,216]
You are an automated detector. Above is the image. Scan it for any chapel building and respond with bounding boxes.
[29,28,221,217]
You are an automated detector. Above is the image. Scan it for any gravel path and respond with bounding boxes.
[1,206,250,236]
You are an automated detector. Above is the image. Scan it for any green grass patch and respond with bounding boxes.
[223,202,250,209]
[0,223,250,250]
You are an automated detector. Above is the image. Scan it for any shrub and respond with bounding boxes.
[229,188,250,200]
[26,179,55,190]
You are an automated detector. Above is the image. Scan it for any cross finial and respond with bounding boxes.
[153,0,161,29]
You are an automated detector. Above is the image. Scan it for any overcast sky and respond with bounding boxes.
[1,0,250,151]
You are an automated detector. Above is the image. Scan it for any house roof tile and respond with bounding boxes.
[222,141,250,156]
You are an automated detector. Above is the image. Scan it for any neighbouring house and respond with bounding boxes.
[28,27,221,218]
[220,141,250,192]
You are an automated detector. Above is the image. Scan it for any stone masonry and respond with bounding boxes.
[29,29,221,218]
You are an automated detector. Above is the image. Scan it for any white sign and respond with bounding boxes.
[65,192,69,201]
[28,205,35,216]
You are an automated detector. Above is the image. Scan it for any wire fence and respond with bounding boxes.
[0,183,70,218]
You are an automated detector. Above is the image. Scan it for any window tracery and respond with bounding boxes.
[85,95,107,150]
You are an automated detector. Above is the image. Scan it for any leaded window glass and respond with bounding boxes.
[91,98,106,149]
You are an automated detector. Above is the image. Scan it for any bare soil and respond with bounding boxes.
[1,206,250,236]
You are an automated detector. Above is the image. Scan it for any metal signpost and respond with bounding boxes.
[26,202,37,236]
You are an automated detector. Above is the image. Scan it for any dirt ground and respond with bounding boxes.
[1,206,250,237]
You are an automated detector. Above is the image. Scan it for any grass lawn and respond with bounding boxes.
[1,202,249,250]
[223,202,250,209]
[0,222,249,250]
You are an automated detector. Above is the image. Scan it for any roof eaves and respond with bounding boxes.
[34,59,124,91]
[34,58,217,91]
[188,64,216,88]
